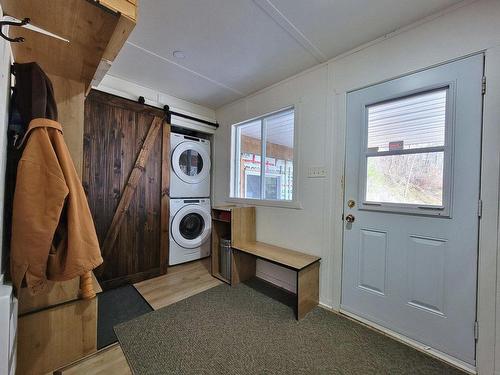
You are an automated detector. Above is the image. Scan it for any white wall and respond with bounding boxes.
[215,64,331,295]
[0,10,11,279]
[214,1,500,373]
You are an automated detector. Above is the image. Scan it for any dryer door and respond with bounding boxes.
[172,141,211,184]
[171,205,212,249]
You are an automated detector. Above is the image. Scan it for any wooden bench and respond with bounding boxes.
[232,241,321,320]
[212,206,321,320]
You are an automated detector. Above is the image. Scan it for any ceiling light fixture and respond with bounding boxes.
[173,50,186,59]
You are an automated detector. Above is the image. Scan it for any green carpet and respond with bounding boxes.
[115,279,465,375]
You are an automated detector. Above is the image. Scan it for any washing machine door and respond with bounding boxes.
[171,141,211,184]
[171,204,212,249]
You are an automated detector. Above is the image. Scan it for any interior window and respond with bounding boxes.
[232,108,295,201]
[364,89,448,207]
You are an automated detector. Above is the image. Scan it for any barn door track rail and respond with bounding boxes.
[137,96,219,128]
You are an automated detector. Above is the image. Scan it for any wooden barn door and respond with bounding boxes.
[83,90,170,289]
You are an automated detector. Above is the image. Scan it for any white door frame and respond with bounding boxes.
[329,51,500,374]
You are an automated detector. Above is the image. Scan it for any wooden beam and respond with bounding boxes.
[101,116,163,263]
[160,122,171,274]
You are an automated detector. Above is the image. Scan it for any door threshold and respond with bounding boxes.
[334,307,476,374]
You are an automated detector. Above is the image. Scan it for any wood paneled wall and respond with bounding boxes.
[49,74,85,177]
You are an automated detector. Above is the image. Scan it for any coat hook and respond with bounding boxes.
[0,17,30,43]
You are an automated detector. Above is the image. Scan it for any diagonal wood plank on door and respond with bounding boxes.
[101,116,164,264]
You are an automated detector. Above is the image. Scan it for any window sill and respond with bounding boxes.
[226,197,303,210]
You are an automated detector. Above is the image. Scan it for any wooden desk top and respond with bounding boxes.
[232,241,320,271]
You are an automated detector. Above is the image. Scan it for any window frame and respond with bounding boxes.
[358,83,456,217]
[228,105,301,209]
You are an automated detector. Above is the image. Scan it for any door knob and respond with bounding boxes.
[345,214,355,223]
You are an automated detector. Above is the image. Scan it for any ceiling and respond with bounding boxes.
[109,0,461,109]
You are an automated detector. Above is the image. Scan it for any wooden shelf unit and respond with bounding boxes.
[211,205,321,320]
[211,206,256,285]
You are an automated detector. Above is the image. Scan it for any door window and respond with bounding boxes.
[179,149,204,177]
[179,213,205,240]
[361,88,452,215]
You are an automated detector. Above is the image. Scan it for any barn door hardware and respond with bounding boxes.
[136,96,219,128]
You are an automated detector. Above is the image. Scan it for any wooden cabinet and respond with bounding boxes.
[211,206,256,285]
[99,0,138,21]
[1,0,137,92]
[15,273,102,374]
[17,298,98,375]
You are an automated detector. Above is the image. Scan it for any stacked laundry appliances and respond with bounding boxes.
[169,132,212,265]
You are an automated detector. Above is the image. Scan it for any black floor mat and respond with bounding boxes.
[97,285,153,349]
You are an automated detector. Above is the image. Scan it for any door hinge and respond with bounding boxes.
[482,76,486,95]
[478,199,483,218]
[474,321,479,340]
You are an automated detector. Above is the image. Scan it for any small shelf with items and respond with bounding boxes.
[212,208,232,223]
[211,206,256,285]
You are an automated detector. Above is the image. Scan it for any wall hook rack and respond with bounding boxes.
[0,17,30,43]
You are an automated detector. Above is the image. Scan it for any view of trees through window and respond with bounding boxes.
[365,89,447,206]
[366,153,444,205]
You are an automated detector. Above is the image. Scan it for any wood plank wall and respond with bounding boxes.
[49,74,85,177]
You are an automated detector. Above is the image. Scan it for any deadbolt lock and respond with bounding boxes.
[345,214,355,223]
[347,200,355,208]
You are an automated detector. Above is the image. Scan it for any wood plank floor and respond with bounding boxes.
[135,258,221,310]
[56,259,222,374]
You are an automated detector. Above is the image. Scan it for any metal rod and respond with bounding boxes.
[164,104,219,128]
[136,96,218,128]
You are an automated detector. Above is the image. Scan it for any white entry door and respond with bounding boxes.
[341,55,483,365]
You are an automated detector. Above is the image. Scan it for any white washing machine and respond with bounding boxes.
[169,198,212,265]
[170,133,211,198]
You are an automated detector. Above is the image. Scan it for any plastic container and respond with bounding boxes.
[220,238,232,280]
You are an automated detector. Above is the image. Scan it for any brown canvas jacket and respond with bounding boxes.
[10,118,103,295]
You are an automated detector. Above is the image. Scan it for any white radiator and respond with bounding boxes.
[0,279,17,375]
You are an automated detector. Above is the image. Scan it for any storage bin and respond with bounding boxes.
[220,238,232,280]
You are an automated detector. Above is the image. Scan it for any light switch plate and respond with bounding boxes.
[308,166,327,178]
